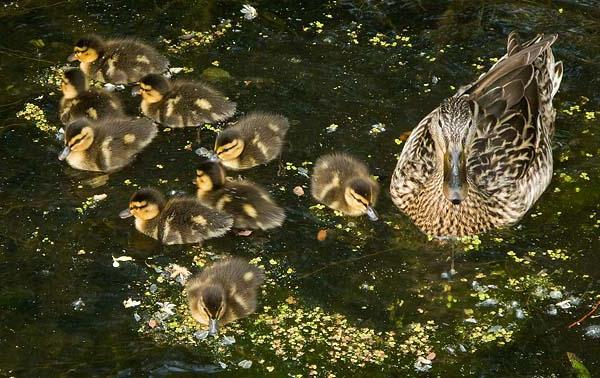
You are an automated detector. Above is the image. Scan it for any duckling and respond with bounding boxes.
[119,188,233,245]
[195,160,285,231]
[59,67,124,125]
[135,74,236,128]
[58,117,157,172]
[311,153,380,220]
[185,257,264,335]
[67,34,169,84]
[214,112,289,170]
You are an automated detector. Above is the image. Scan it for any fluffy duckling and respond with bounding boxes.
[214,112,289,170]
[185,257,264,335]
[135,74,236,128]
[68,35,169,84]
[311,153,380,221]
[59,67,124,125]
[58,117,157,172]
[119,188,233,245]
[195,160,285,231]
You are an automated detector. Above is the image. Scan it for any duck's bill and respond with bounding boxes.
[366,206,379,221]
[208,319,219,336]
[67,52,78,62]
[131,85,141,96]
[443,147,467,205]
[119,209,133,219]
[58,146,71,161]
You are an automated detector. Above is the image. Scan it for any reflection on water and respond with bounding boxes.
[0,0,599,376]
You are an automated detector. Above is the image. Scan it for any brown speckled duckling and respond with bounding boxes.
[311,153,380,220]
[68,34,169,84]
[185,257,264,335]
[119,188,233,245]
[59,67,124,124]
[195,160,285,231]
[135,74,236,127]
[58,117,157,172]
[214,112,289,170]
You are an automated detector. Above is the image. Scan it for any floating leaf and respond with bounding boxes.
[238,360,252,369]
[202,67,231,82]
[317,229,328,241]
[566,352,591,378]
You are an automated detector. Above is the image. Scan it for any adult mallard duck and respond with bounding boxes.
[390,32,563,237]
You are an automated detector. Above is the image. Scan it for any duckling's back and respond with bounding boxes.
[102,38,169,83]
[311,153,370,202]
[60,89,123,124]
[90,117,157,172]
[236,112,290,165]
[158,197,233,245]
[207,180,285,230]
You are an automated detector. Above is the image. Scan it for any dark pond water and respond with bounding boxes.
[1,0,599,376]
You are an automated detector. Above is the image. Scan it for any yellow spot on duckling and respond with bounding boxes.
[191,215,207,225]
[136,55,150,64]
[166,96,182,117]
[216,195,232,210]
[251,135,269,156]
[195,98,212,110]
[123,133,136,144]
[319,173,340,199]
[243,271,254,281]
[243,204,258,218]
[101,137,113,167]
[107,56,118,76]
[86,108,98,120]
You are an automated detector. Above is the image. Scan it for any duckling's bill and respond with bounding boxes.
[58,146,70,161]
[208,319,219,335]
[366,206,379,221]
[119,208,133,218]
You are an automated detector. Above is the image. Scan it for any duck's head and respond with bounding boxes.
[59,119,95,160]
[61,68,88,99]
[214,129,245,162]
[133,74,170,104]
[195,284,227,335]
[195,160,226,195]
[429,96,472,205]
[345,178,379,221]
[119,188,165,220]
[68,35,104,63]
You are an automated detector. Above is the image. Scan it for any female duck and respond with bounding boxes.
[186,257,264,335]
[58,117,157,172]
[311,153,380,220]
[214,112,289,170]
[119,188,233,245]
[67,34,169,84]
[389,32,563,237]
[195,160,285,231]
[135,74,236,127]
[59,67,124,124]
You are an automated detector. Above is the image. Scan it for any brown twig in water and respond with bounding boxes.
[568,300,600,329]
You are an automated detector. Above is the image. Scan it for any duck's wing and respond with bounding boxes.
[161,198,233,243]
[390,110,437,206]
[464,34,558,194]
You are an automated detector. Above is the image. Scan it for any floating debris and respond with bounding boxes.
[325,123,339,133]
[292,186,305,196]
[238,360,252,369]
[369,122,386,135]
[240,4,257,20]
[194,330,210,340]
[72,298,85,311]
[222,335,236,345]
[583,325,600,339]
[123,298,141,308]
[112,255,134,268]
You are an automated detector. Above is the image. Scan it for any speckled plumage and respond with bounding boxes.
[62,117,157,172]
[73,36,169,84]
[129,190,233,245]
[186,258,264,325]
[215,112,289,170]
[140,79,236,127]
[311,153,379,216]
[60,90,123,125]
[390,33,563,237]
